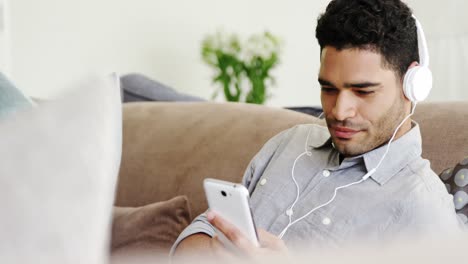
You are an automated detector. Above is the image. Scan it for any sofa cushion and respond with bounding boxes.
[0,72,33,119]
[439,157,468,224]
[0,74,122,263]
[111,195,191,255]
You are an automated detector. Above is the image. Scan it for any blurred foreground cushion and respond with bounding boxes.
[0,74,122,263]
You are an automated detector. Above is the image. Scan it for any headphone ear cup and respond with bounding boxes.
[403,66,433,102]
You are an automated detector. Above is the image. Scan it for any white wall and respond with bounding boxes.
[8,0,468,107]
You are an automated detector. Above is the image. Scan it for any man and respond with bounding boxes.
[172,0,462,258]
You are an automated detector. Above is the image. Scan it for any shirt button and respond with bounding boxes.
[259,178,267,186]
[322,217,331,225]
[322,170,331,177]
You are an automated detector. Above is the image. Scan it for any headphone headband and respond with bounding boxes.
[412,15,430,67]
[403,15,432,102]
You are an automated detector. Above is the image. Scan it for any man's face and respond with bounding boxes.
[319,46,410,157]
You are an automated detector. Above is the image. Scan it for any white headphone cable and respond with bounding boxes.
[278,102,418,239]
[367,102,418,178]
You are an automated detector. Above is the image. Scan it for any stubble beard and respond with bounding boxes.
[328,98,407,157]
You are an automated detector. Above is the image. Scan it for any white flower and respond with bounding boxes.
[203,30,240,56]
[243,32,281,62]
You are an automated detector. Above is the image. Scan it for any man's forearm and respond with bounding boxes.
[172,233,212,257]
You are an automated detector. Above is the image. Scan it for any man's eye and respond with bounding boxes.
[321,87,337,93]
[356,90,374,95]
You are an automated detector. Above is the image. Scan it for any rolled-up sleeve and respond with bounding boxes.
[169,213,214,256]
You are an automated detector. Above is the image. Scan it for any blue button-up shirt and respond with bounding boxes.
[172,123,462,253]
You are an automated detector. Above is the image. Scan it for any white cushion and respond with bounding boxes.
[0,73,122,263]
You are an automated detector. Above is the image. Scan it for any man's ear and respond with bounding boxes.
[407,61,419,70]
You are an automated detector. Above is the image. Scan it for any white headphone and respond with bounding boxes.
[403,15,432,102]
[278,16,431,239]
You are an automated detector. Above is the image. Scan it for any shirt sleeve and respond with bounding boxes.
[169,127,292,256]
[169,212,214,256]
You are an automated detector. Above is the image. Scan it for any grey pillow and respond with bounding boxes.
[120,73,205,102]
[0,72,33,119]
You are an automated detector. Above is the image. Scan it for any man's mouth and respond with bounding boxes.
[331,126,361,139]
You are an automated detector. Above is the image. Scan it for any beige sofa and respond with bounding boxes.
[110,101,468,259]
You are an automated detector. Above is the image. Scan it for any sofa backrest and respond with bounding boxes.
[116,101,468,217]
[115,102,321,216]
[413,101,468,174]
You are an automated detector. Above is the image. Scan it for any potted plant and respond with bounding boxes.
[201,31,281,104]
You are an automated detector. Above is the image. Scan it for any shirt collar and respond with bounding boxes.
[310,122,422,185]
[307,124,333,149]
[363,122,422,185]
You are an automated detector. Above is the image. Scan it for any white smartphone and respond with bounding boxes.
[203,178,259,247]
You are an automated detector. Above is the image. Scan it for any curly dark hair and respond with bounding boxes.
[315,0,418,80]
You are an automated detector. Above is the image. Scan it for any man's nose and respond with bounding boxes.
[332,92,356,121]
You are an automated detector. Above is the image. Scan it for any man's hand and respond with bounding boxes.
[173,211,288,262]
[206,210,289,258]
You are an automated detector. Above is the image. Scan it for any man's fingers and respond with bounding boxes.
[207,214,289,259]
[207,211,255,254]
